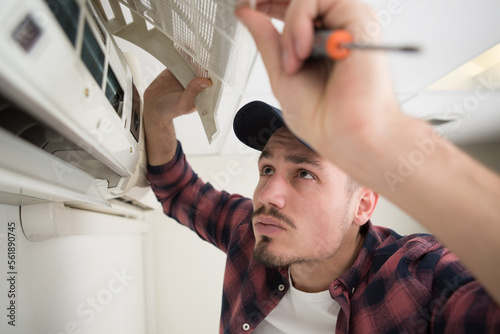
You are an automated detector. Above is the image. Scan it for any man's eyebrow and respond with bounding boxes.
[285,154,323,169]
[258,150,273,162]
[258,150,323,169]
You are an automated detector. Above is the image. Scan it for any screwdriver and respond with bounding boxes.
[312,29,419,60]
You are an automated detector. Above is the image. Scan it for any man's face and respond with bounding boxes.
[252,127,361,268]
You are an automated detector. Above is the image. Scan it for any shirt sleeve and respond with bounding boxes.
[146,141,254,253]
[430,249,500,333]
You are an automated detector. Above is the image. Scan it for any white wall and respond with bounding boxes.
[146,153,259,334]
[0,204,152,334]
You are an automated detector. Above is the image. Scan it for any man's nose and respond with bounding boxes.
[257,174,287,209]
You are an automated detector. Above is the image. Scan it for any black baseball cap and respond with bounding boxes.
[233,101,311,151]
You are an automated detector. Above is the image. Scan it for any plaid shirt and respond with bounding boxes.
[148,142,500,333]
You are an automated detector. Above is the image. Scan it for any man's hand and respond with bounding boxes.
[143,69,212,166]
[236,0,401,173]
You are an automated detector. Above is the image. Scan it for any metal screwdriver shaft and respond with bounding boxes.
[342,43,420,53]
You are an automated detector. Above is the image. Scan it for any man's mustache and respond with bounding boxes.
[252,206,296,229]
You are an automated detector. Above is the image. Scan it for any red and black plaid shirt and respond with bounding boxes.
[148,142,500,333]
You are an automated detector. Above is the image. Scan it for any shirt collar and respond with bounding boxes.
[335,220,381,292]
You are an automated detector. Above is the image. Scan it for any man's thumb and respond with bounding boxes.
[180,77,212,112]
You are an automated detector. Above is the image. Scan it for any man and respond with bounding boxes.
[144,0,500,332]
[145,80,500,333]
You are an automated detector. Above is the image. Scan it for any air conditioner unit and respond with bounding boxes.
[0,0,148,208]
[0,0,256,214]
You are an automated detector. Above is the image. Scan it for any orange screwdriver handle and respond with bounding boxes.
[325,30,353,59]
[312,29,353,60]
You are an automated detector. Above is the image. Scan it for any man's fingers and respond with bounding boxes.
[279,0,318,74]
[178,77,212,113]
[236,7,283,90]
[254,0,290,20]
[283,0,316,57]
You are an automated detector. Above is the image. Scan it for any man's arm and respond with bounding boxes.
[143,69,255,252]
[237,0,500,305]
[143,69,212,166]
[147,141,253,252]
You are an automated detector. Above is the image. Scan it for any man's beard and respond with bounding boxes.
[253,235,306,269]
[252,206,295,268]
[252,205,302,268]
[251,201,353,269]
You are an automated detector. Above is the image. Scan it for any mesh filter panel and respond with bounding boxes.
[117,0,255,91]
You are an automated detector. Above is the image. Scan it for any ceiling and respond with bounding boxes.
[118,0,500,157]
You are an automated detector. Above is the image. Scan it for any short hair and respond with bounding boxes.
[345,176,360,198]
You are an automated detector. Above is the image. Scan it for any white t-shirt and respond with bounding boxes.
[253,271,340,333]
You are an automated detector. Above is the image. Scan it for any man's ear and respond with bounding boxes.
[353,188,379,226]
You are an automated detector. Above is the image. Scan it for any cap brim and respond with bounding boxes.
[233,101,286,151]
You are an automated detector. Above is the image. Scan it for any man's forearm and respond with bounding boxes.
[389,126,500,306]
[325,114,500,305]
[145,119,178,166]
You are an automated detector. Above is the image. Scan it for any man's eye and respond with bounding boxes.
[298,170,314,179]
[261,167,274,175]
